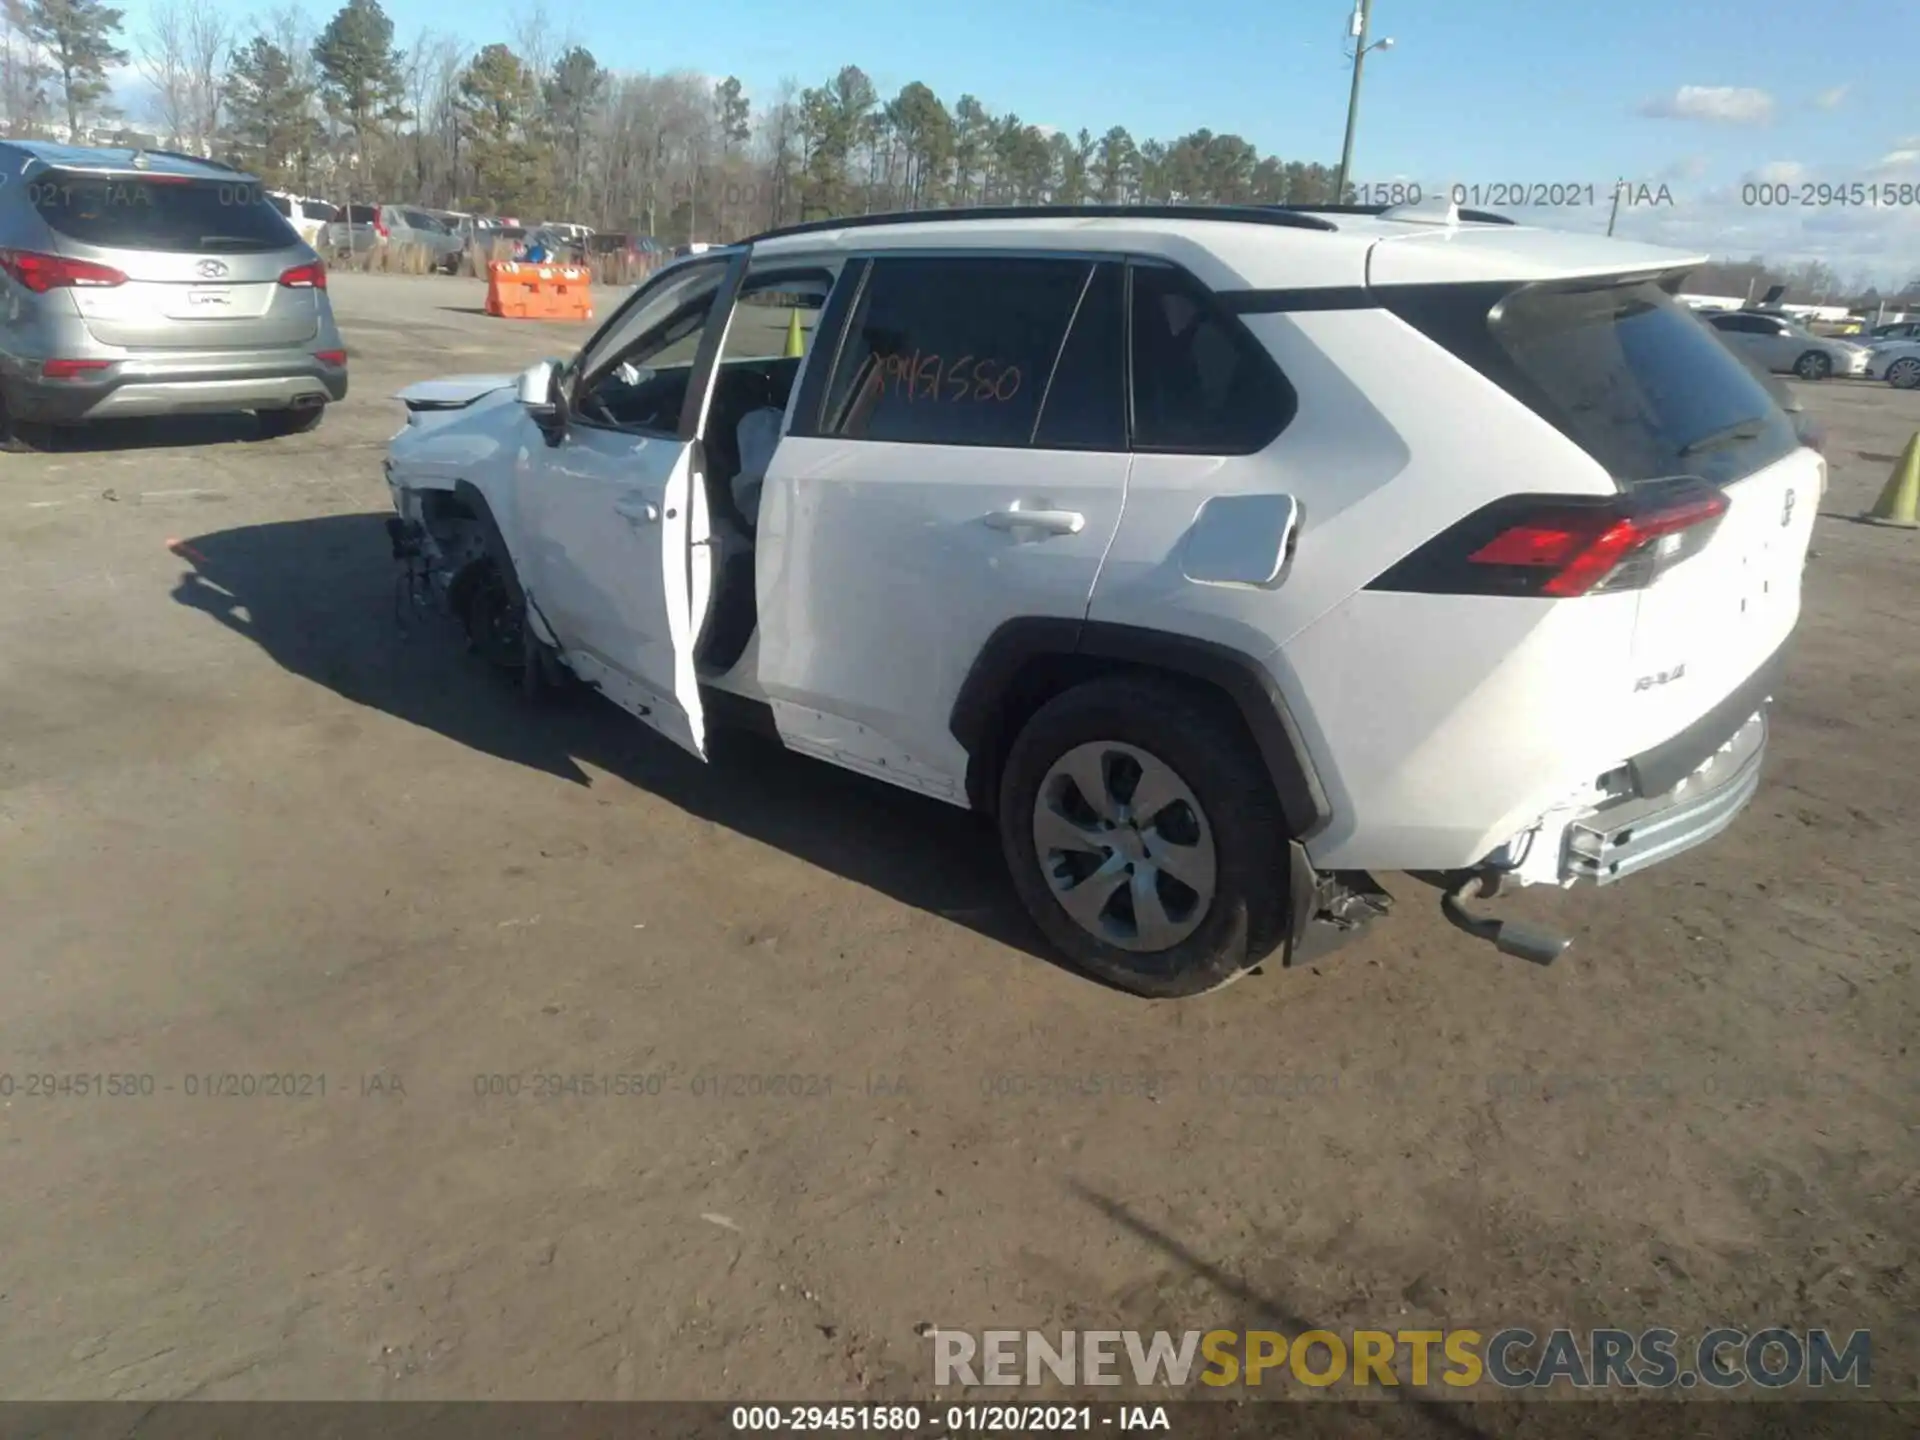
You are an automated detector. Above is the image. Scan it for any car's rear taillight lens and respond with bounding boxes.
[279,262,327,289]
[314,349,346,366]
[0,249,128,292]
[1369,478,1731,598]
[41,359,111,380]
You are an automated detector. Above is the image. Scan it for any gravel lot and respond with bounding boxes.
[2,271,1915,1410]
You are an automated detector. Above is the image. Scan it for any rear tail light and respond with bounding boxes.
[1369,478,1731,598]
[41,359,111,380]
[0,249,128,292]
[279,262,327,289]
[314,349,347,366]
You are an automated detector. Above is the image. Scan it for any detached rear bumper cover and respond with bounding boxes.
[1564,708,1767,884]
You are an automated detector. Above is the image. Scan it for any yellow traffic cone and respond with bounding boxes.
[783,309,805,359]
[1862,433,1920,529]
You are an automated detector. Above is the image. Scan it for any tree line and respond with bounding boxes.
[0,0,1346,239]
[0,0,1914,307]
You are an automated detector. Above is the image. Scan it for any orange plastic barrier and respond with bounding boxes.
[484,261,594,322]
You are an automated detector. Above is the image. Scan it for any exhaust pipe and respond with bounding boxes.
[1440,873,1571,966]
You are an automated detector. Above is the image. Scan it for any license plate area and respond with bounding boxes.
[172,286,235,316]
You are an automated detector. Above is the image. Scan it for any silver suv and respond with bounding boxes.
[0,143,347,448]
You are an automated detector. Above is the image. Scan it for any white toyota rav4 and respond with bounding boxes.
[383,200,1818,997]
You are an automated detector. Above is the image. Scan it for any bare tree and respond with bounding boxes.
[183,3,226,152]
[263,5,321,192]
[136,0,189,141]
[0,0,50,136]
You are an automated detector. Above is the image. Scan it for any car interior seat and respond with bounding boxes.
[733,407,783,529]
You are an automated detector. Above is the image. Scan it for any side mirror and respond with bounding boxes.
[518,358,568,443]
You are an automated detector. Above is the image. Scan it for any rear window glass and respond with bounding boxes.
[266,193,291,216]
[29,171,297,253]
[302,200,337,220]
[346,205,378,223]
[402,209,445,230]
[1386,280,1799,487]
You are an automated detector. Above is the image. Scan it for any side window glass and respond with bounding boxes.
[1032,261,1125,451]
[1129,263,1295,453]
[571,261,727,434]
[819,256,1090,448]
[716,268,835,416]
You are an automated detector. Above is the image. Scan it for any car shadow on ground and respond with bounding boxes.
[169,511,1060,968]
[34,412,282,452]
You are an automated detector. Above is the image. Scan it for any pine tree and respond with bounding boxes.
[25,0,126,139]
[226,36,318,186]
[313,0,404,194]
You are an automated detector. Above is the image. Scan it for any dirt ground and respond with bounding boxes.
[1,272,1915,1409]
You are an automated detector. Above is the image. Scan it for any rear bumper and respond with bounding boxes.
[6,353,347,422]
[1563,708,1767,884]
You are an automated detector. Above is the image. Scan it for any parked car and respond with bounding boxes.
[322,204,462,271]
[1864,338,1920,390]
[323,202,383,255]
[1704,310,1870,379]
[0,142,346,448]
[517,225,583,264]
[382,204,1816,995]
[266,191,336,249]
[387,207,464,272]
[1865,320,1920,343]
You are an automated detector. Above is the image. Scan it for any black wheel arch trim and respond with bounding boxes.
[950,617,1331,839]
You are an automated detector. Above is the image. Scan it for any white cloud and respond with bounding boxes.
[1814,84,1848,110]
[1872,146,1920,173]
[1638,85,1775,125]
[1658,156,1711,182]
[1746,161,1808,185]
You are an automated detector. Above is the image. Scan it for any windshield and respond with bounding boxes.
[30,170,299,253]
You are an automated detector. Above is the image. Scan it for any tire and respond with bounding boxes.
[257,405,324,438]
[1794,350,1832,381]
[0,387,50,453]
[997,675,1290,998]
[1888,358,1920,391]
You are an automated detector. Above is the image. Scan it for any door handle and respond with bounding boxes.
[982,507,1085,536]
[614,497,660,524]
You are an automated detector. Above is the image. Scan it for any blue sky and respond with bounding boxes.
[114,0,1918,282]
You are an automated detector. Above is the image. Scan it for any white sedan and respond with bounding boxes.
[1864,339,1920,390]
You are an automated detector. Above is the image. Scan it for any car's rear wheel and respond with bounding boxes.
[997,676,1289,998]
[257,405,324,438]
[0,388,50,453]
[1794,350,1832,380]
[1888,358,1920,391]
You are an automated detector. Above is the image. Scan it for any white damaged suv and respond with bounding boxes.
[382,200,1818,997]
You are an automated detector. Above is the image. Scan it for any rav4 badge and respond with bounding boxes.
[1634,664,1687,692]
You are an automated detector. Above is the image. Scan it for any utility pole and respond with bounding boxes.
[1333,0,1393,204]
[1333,0,1374,203]
[1606,181,1622,237]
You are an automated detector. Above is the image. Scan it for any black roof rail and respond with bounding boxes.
[743,203,1339,246]
[1266,202,1517,227]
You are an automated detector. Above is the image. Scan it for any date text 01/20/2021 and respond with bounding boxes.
[729,1406,1171,1433]
[1352,181,1676,208]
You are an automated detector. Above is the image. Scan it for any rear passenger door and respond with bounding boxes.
[755,254,1130,804]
